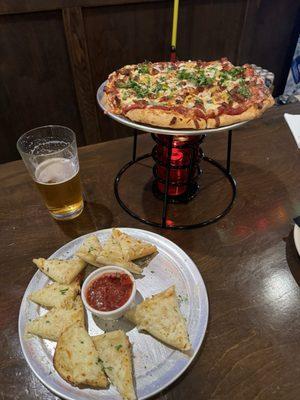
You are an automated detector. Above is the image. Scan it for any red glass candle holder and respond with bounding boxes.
[152,134,202,197]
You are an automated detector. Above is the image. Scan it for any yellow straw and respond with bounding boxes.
[171,0,179,48]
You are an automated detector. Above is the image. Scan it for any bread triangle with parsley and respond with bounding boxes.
[125,286,191,351]
[26,296,85,341]
[76,235,103,267]
[112,228,157,261]
[28,281,80,309]
[96,235,142,275]
[32,257,86,284]
[92,330,136,400]
[54,324,108,388]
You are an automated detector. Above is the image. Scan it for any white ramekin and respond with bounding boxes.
[81,266,136,320]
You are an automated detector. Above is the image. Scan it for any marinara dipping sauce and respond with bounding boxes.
[86,272,133,312]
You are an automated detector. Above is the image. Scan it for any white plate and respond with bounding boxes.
[293,224,300,256]
[19,228,209,400]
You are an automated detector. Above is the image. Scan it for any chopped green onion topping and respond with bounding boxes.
[138,63,150,74]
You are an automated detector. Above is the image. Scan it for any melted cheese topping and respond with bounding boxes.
[109,59,268,116]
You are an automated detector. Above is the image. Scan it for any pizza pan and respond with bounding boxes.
[97,81,248,136]
[19,228,209,400]
[293,224,300,256]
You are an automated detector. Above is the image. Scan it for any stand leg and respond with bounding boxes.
[132,130,138,161]
[226,130,232,174]
[161,136,173,227]
[185,142,196,198]
[186,134,205,193]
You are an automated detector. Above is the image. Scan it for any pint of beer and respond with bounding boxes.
[17,126,84,220]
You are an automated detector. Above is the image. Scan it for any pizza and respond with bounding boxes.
[102,58,274,129]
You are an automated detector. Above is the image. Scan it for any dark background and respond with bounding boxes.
[0,0,299,163]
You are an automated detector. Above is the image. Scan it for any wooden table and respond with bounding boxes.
[1,103,300,400]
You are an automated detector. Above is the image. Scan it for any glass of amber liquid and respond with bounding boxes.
[17,125,84,220]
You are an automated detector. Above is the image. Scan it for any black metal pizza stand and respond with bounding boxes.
[97,82,248,230]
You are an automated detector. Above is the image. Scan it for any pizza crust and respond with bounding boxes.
[207,96,275,128]
[101,92,112,112]
[125,108,206,129]
[102,94,274,130]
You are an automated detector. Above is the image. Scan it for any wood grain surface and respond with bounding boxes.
[63,6,101,144]
[237,0,300,97]
[0,10,83,163]
[0,0,163,15]
[84,0,172,142]
[0,103,300,399]
[1,0,299,162]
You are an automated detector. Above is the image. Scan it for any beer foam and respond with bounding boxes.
[35,157,78,184]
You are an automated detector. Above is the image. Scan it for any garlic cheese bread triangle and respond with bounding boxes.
[96,236,142,274]
[54,324,108,388]
[28,281,80,309]
[125,286,191,351]
[93,330,136,400]
[112,228,157,261]
[26,296,85,341]
[96,254,142,275]
[33,257,86,284]
[76,235,103,267]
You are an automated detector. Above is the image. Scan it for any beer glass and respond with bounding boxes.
[17,125,84,220]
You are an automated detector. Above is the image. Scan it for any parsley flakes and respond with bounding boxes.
[177,69,213,87]
[138,63,150,74]
[177,69,194,80]
[219,67,245,85]
[237,83,251,98]
[126,80,150,98]
[178,294,189,303]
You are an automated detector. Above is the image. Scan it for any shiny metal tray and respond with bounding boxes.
[97,81,248,136]
[19,228,209,400]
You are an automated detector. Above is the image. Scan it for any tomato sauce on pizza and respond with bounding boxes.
[103,58,274,129]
